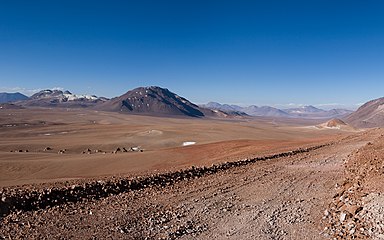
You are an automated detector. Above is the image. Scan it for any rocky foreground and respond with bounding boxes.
[1,129,384,239]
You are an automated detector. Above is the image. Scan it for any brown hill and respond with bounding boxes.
[316,118,356,132]
[345,97,384,128]
[325,118,347,128]
[97,86,206,117]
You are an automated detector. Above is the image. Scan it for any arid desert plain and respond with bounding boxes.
[2,105,384,239]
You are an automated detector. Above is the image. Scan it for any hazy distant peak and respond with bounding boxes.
[286,105,325,113]
[202,101,352,119]
[0,92,29,103]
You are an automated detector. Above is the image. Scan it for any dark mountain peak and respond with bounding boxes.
[98,86,205,117]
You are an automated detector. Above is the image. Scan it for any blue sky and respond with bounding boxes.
[1,1,384,109]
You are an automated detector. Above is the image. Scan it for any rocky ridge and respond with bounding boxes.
[323,133,384,239]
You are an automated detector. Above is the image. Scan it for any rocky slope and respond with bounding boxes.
[323,131,384,239]
[344,97,384,128]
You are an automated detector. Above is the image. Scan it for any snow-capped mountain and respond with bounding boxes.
[20,89,108,107]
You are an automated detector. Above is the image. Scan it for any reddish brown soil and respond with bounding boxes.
[3,108,382,239]
[0,108,342,187]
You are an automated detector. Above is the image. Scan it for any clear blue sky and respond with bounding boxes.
[1,1,384,109]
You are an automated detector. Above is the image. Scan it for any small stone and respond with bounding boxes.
[340,212,347,222]
[324,209,330,217]
[346,205,362,215]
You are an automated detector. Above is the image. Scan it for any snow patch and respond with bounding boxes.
[182,141,196,146]
[131,146,141,151]
[64,93,98,101]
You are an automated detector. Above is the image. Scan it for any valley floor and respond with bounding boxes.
[1,127,383,239]
[2,108,383,239]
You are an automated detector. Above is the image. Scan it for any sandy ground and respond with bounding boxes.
[0,108,348,187]
[1,123,381,239]
[3,108,381,239]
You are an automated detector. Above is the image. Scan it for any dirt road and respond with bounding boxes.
[0,129,380,239]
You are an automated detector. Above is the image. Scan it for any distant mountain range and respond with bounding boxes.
[0,92,28,103]
[0,87,248,118]
[201,102,353,119]
[7,86,384,128]
[0,87,353,119]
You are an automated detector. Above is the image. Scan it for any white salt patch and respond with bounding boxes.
[182,141,196,146]
[44,133,52,136]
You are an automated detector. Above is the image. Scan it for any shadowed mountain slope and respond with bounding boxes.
[0,92,28,103]
[97,86,206,117]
